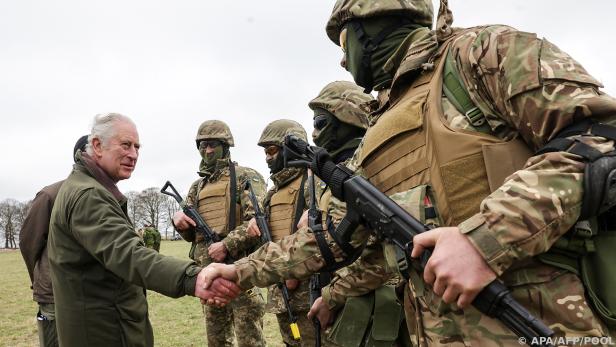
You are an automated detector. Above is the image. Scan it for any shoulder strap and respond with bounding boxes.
[291,171,308,234]
[442,50,491,133]
[228,160,237,231]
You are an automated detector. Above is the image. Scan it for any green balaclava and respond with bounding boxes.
[266,148,285,174]
[313,107,365,159]
[198,143,228,175]
[345,16,421,93]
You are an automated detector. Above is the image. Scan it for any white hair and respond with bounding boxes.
[85,113,135,155]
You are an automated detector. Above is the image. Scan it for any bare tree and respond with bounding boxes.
[125,191,141,228]
[0,199,24,249]
[134,187,168,231]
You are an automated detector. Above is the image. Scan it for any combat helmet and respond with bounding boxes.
[258,119,307,147]
[309,81,372,130]
[195,120,234,148]
[326,0,434,45]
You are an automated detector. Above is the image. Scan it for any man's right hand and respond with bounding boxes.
[246,217,262,237]
[173,211,196,231]
[197,262,241,306]
[307,297,335,330]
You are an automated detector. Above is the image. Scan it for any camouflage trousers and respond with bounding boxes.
[403,270,612,346]
[204,287,266,347]
[37,303,58,347]
[276,310,341,347]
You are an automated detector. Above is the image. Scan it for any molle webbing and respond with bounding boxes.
[197,174,241,237]
[360,43,532,226]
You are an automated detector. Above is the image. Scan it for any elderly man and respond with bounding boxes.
[48,113,237,347]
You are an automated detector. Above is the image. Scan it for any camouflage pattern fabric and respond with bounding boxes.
[234,22,616,346]
[204,288,266,347]
[181,158,266,347]
[183,159,266,263]
[142,227,161,252]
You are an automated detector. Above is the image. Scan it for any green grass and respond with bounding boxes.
[0,241,285,347]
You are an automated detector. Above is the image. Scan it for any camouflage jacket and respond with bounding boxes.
[235,24,616,300]
[181,157,266,263]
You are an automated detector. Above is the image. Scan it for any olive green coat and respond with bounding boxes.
[48,154,200,347]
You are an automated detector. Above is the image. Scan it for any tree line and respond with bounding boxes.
[0,187,181,249]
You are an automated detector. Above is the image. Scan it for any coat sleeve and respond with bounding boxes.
[321,239,395,311]
[454,26,616,275]
[70,188,200,297]
[19,188,55,283]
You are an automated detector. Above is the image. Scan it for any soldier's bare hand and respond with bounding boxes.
[208,242,228,262]
[297,210,309,229]
[285,279,299,290]
[172,211,196,231]
[410,227,496,309]
[307,297,335,330]
[195,272,240,306]
[246,218,262,237]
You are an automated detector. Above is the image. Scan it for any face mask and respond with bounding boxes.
[266,151,285,174]
[200,145,224,173]
[312,111,340,150]
[344,17,421,93]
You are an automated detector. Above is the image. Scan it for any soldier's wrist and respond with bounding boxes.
[321,285,344,311]
[459,213,513,276]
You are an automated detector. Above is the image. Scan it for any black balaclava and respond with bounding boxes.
[345,16,421,93]
[313,107,366,161]
[266,149,285,174]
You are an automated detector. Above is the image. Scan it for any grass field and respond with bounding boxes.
[0,241,285,347]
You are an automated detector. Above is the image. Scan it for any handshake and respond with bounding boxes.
[194,263,241,306]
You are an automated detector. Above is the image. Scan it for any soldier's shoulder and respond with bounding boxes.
[235,164,265,182]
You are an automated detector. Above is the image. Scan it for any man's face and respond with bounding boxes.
[92,120,140,182]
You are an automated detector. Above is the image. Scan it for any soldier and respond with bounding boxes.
[305,81,409,347]
[19,134,88,347]
[203,1,616,345]
[142,224,161,252]
[244,119,313,346]
[48,113,237,347]
[172,119,267,347]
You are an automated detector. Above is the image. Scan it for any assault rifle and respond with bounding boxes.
[161,180,224,249]
[282,135,554,347]
[244,180,301,341]
[307,171,331,347]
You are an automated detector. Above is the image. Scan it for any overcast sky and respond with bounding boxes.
[1,0,615,202]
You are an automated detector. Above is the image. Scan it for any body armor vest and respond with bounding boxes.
[359,42,532,226]
[197,173,240,237]
[268,174,305,242]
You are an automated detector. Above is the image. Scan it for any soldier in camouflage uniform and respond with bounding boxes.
[173,120,266,347]
[306,81,411,347]
[203,1,616,345]
[142,225,161,252]
[242,119,314,346]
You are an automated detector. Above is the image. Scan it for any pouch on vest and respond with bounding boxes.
[537,120,616,327]
[327,286,404,347]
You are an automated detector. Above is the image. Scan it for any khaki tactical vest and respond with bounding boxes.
[268,174,305,242]
[359,43,532,226]
[197,173,240,238]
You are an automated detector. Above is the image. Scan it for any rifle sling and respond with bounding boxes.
[228,160,237,232]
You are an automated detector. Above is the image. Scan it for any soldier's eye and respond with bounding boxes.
[314,115,328,130]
